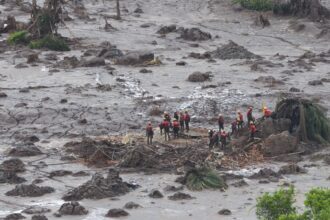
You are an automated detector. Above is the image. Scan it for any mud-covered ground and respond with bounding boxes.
[1,0,330,219]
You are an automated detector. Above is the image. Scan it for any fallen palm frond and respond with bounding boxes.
[184,167,227,191]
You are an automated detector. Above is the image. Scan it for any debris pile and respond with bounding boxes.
[209,41,261,60]
[5,184,55,197]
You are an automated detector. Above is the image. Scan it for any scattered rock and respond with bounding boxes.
[115,52,154,65]
[58,202,88,215]
[278,164,307,175]
[56,56,80,69]
[5,184,55,197]
[163,185,184,192]
[32,178,44,184]
[60,99,68,104]
[178,27,212,41]
[98,45,123,59]
[44,53,58,61]
[259,180,270,184]
[231,179,248,187]
[209,41,261,60]
[254,14,270,28]
[308,80,323,86]
[0,170,26,184]
[106,208,129,218]
[148,189,164,198]
[218,209,232,215]
[134,8,143,13]
[254,76,284,85]
[19,88,30,93]
[139,68,152,73]
[16,135,40,143]
[14,102,27,108]
[168,192,194,200]
[176,61,187,66]
[124,202,142,209]
[72,171,89,177]
[80,57,105,67]
[0,92,8,98]
[0,158,25,172]
[263,131,297,156]
[31,215,48,220]
[27,53,39,63]
[4,213,26,220]
[250,168,281,180]
[49,170,73,178]
[7,143,43,157]
[96,84,112,92]
[189,52,210,59]
[187,71,212,82]
[15,63,28,69]
[157,25,177,35]
[78,118,87,124]
[22,206,51,215]
[289,87,301,92]
[60,155,76,161]
[62,169,130,201]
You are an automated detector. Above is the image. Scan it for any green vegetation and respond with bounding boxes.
[7,31,29,45]
[256,187,296,220]
[184,167,227,191]
[256,188,330,220]
[232,0,273,11]
[29,35,70,51]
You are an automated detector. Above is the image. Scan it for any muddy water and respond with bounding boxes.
[1,0,330,219]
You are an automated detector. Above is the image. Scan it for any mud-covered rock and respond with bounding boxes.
[124,202,142,209]
[98,45,123,59]
[31,215,48,220]
[178,27,212,41]
[231,179,249,187]
[58,202,88,215]
[55,56,80,69]
[22,206,51,215]
[157,25,177,35]
[0,158,25,172]
[72,171,90,177]
[189,52,210,59]
[209,41,261,60]
[264,131,297,156]
[168,192,194,200]
[15,63,29,69]
[27,53,39,64]
[62,169,130,201]
[289,87,301,92]
[250,168,281,180]
[5,184,55,197]
[148,189,164,198]
[254,76,284,85]
[4,213,26,220]
[48,170,73,178]
[218,209,232,215]
[7,143,43,157]
[80,57,105,67]
[259,118,291,138]
[254,14,270,28]
[163,185,184,192]
[278,164,307,175]
[139,68,152,73]
[308,80,323,86]
[106,208,129,218]
[187,71,212,82]
[115,52,154,65]
[0,170,26,184]
[0,92,8,98]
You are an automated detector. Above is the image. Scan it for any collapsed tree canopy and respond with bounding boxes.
[273,0,330,21]
[274,98,330,143]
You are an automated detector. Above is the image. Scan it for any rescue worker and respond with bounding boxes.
[162,118,170,141]
[220,130,227,150]
[263,107,272,119]
[173,111,179,121]
[172,118,180,138]
[159,121,164,135]
[237,110,244,130]
[184,111,190,132]
[218,114,224,130]
[179,112,185,132]
[164,111,171,122]
[247,107,254,125]
[208,130,219,149]
[249,121,257,141]
[146,122,154,145]
[231,120,237,136]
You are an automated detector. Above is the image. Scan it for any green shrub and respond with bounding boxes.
[256,187,296,220]
[233,0,273,11]
[7,31,29,45]
[278,213,309,220]
[305,188,330,219]
[29,35,70,51]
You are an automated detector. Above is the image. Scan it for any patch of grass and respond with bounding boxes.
[233,0,273,11]
[256,187,296,220]
[29,35,70,51]
[305,188,330,219]
[7,31,29,45]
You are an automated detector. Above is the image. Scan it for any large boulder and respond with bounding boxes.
[264,131,298,156]
[114,52,154,65]
[79,57,106,67]
[259,118,291,138]
[178,27,212,41]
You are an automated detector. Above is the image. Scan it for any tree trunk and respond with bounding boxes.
[116,0,121,20]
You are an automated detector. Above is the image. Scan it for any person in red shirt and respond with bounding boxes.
[249,121,257,141]
[162,119,170,141]
[220,130,228,150]
[237,110,244,130]
[179,112,185,132]
[218,114,224,130]
[172,118,180,138]
[263,107,272,119]
[231,120,237,136]
[184,111,190,132]
[146,122,154,145]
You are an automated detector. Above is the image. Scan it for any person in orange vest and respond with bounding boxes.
[220,130,228,150]
[162,119,170,141]
[179,112,185,132]
[247,106,254,125]
[249,121,257,141]
[172,118,180,138]
[236,110,244,130]
[263,107,272,119]
[218,114,224,130]
[184,111,190,132]
[146,122,154,145]
[231,120,237,136]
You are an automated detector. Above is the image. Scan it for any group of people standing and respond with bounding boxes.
[145,111,191,144]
